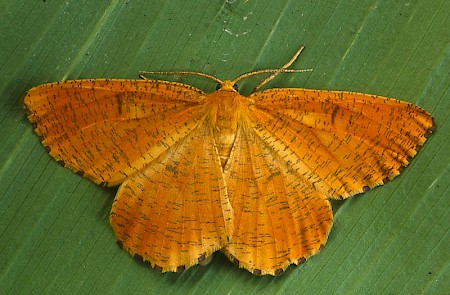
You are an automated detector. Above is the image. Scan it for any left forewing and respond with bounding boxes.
[24,79,206,185]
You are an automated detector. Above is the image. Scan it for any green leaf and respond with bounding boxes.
[1,0,448,294]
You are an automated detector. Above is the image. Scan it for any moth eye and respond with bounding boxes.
[215,83,239,91]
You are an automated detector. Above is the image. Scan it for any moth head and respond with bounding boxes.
[216,80,239,92]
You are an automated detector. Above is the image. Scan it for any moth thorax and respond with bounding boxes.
[208,91,241,168]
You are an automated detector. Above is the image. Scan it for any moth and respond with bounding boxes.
[24,47,434,276]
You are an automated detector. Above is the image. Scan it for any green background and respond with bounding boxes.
[1,0,448,294]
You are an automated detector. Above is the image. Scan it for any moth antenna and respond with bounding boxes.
[252,46,307,93]
[230,46,312,93]
[139,70,223,84]
[139,46,311,93]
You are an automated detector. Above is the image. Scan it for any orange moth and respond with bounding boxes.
[24,47,434,276]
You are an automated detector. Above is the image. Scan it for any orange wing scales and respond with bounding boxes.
[222,126,333,275]
[110,122,233,272]
[24,55,434,276]
[25,79,206,185]
[251,89,433,199]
